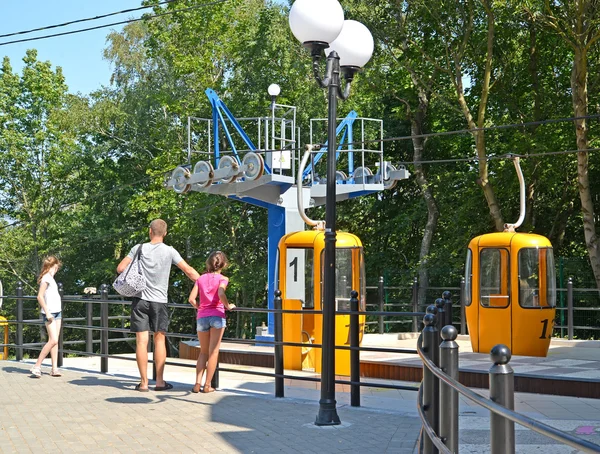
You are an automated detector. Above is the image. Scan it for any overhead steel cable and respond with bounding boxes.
[0,0,180,39]
[1,113,597,233]
[314,113,600,150]
[396,148,600,166]
[0,0,229,47]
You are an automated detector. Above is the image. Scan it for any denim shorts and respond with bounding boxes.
[43,312,62,323]
[197,316,227,332]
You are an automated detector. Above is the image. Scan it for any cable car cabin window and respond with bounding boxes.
[518,248,556,308]
[479,248,510,308]
[320,248,357,311]
[358,248,366,311]
[464,249,472,306]
[545,249,557,308]
[286,248,314,309]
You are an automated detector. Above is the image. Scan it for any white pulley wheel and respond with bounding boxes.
[353,166,372,184]
[193,160,214,188]
[172,166,191,193]
[383,162,397,190]
[335,170,347,182]
[242,152,264,181]
[217,156,239,183]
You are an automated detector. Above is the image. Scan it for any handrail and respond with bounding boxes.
[416,386,451,454]
[417,335,600,453]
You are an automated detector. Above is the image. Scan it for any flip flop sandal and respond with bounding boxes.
[191,383,202,393]
[202,385,215,393]
[135,383,149,392]
[50,369,62,377]
[30,366,42,378]
[154,382,173,391]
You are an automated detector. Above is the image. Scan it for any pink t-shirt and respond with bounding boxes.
[196,273,229,319]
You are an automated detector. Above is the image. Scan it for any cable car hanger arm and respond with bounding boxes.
[504,155,526,232]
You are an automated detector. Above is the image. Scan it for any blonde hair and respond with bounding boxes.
[38,256,62,283]
[206,251,228,273]
[149,219,167,238]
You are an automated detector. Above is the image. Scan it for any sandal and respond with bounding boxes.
[154,382,173,391]
[50,369,62,377]
[191,383,202,393]
[30,366,42,378]
[202,384,215,393]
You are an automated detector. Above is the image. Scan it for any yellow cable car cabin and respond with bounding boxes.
[277,230,366,376]
[465,232,557,357]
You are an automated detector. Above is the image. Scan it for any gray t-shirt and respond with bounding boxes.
[128,242,184,303]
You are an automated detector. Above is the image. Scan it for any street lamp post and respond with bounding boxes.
[289,0,373,426]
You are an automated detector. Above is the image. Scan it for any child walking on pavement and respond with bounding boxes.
[30,256,63,378]
[188,251,235,393]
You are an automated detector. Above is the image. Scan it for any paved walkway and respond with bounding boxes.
[2,346,600,453]
[1,358,421,453]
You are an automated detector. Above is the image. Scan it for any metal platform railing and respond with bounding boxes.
[416,310,600,453]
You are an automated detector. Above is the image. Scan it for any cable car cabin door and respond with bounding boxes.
[280,246,316,372]
[478,247,512,353]
[512,246,556,356]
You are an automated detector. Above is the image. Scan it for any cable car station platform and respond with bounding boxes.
[179,334,600,399]
[4,348,600,453]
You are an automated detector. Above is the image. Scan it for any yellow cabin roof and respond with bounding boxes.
[280,230,363,248]
[469,231,552,249]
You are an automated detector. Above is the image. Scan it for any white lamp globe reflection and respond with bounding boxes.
[326,20,374,69]
[289,0,344,45]
[267,83,281,97]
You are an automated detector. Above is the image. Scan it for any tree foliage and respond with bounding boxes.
[2,0,600,346]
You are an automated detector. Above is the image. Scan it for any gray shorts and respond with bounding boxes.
[130,298,169,333]
[196,316,226,332]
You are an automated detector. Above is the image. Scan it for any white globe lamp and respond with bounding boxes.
[289,0,344,52]
[326,20,374,70]
[267,84,281,97]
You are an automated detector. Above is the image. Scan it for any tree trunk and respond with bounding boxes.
[572,46,600,289]
[411,88,439,308]
[455,2,504,231]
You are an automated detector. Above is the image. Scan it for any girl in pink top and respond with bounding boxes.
[188,251,235,393]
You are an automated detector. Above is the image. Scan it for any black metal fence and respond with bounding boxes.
[366,276,600,340]
[0,282,424,396]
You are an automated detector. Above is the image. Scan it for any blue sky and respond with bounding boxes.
[0,0,144,95]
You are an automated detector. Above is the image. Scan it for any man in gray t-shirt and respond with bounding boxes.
[117,219,199,392]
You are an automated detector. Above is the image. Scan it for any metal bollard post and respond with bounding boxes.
[435,298,445,347]
[422,312,439,454]
[16,282,23,361]
[442,291,453,328]
[350,290,360,407]
[459,277,466,335]
[412,277,419,332]
[439,325,459,453]
[100,284,109,373]
[274,289,284,398]
[378,276,385,334]
[567,277,573,340]
[57,283,64,368]
[489,344,515,454]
